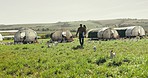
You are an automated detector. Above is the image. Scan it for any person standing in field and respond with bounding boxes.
[83,25,87,38]
[76,24,86,47]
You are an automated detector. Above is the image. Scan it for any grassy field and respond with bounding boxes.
[0,38,148,78]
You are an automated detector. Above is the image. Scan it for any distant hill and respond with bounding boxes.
[0,19,148,34]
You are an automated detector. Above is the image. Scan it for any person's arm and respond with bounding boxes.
[76,28,79,37]
[84,29,86,35]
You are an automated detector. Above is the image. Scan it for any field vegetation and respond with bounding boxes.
[0,18,148,77]
[0,38,148,78]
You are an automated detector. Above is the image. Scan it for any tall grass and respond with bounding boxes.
[0,38,148,78]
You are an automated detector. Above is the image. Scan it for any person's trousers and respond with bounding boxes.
[79,33,84,46]
[79,37,84,46]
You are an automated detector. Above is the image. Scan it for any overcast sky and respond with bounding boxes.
[0,0,148,24]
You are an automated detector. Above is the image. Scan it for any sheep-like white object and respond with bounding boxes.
[52,41,58,46]
[93,46,96,52]
[48,44,51,48]
[110,50,116,59]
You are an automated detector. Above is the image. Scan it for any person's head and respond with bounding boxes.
[80,24,82,27]
[83,25,86,28]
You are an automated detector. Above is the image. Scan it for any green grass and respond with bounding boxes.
[0,38,148,78]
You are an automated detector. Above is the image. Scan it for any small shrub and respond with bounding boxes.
[108,61,122,67]
[123,58,131,63]
[22,47,28,49]
[15,47,20,50]
[41,46,44,48]
[96,58,106,66]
